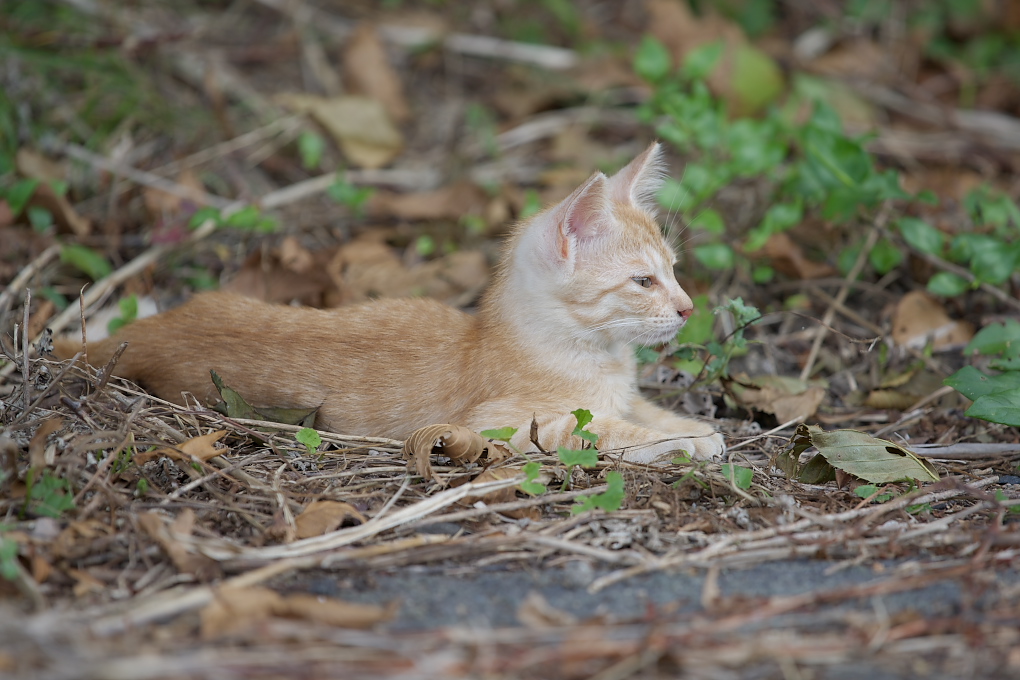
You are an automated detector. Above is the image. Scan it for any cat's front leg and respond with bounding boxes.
[626,396,725,462]
[509,411,723,466]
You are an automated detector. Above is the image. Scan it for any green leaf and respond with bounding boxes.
[786,424,939,484]
[189,206,222,229]
[557,446,599,469]
[296,427,322,453]
[966,320,1020,356]
[480,426,518,442]
[0,537,20,581]
[519,190,543,220]
[570,408,598,446]
[297,130,325,170]
[729,43,784,115]
[927,272,970,297]
[572,471,625,514]
[868,237,904,275]
[5,178,39,216]
[721,463,753,489]
[107,294,139,335]
[693,243,735,270]
[854,484,894,503]
[682,41,725,81]
[520,461,547,496]
[966,390,1020,427]
[690,208,725,234]
[751,265,774,283]
[28,472,76,518]
[60,244,112,281]
[27,206,53,231]
[897,218,944,255]
[945,366,1020,401]
[634,35,672,83]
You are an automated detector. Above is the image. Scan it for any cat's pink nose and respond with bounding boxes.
[678,307,693,321]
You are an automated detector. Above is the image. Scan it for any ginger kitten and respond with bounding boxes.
[60,143,724,463]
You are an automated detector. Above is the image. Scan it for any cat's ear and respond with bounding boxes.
[608,141,665,213]
[555,171,611,262]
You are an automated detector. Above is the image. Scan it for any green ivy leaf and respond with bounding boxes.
[693,243,735,270]
[682,41,725,81]
[296,427,322,454]
[557,446,599,468]
[897,218,945,255]
[60,244,113,281]
[520,461,546,496]
[721,463,753,489]
[868,237,904,275]
[480,426,518,442]
[5,178,39,216]
[945,365,1020,401]
[927,271,970,297]
[297,130,325,170]
[690,208,724,234]
[570,408,598,446]
[571,471,625,514]
[965,320,1020,356]
[634,35,672,83]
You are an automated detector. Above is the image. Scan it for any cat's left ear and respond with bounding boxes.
[608,141,665,213]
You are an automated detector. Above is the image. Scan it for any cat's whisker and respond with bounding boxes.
[580,318,646,337]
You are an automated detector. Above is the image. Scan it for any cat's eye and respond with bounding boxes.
[632,276,653,288]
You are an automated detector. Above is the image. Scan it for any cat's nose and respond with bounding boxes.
[678,307,693,321]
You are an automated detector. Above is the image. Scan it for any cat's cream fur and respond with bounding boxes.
[59,143,724,463]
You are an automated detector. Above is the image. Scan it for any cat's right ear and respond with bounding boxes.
[553,171,611,265]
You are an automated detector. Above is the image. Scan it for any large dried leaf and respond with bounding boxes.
[402,424,490,481]
[15,149,90,236]
[138,511,223,581]
[726,374,826,424]
[294,500,366,539]
[210,370,318,427]
[277,93,403,168]
[763,232,835,280]
[342,23,410,123]
[779,424,939,485]
[200,586,393,640]
[28,418,63,471]
[891,291,974,350]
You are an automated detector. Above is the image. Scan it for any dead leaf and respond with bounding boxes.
[201,586,283,639]
[517,591,578,629]
[368,181,488,221]
[294,500,366,539]
[342,23,410,123]
[142,169,208,219]
[223,243,337,306]
[23,183,91,237]
[464,468,519,506]
[138,511,224,582]
[201,586,394,640]
[68,568,105,598]
[278,593,396,628]
[28,418,63,471]
[891,291,974,350]
[277,93,403,168]
[778,424,939,485]
[402,424,490,480]
[26,299,55,339]
[726,375,825,424]
[762,232,835,279]
[174,430,229,462]
[16,148,66,184]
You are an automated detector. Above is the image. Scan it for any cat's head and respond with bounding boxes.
[510,142,695,348]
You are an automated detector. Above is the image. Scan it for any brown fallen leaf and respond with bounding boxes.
[177,430,229,462]
[142,169,208,219]
[223,243,337,307]
[517,591,578,629]
[67,568,105,598]
[277,93,403,168]
[403,424,490,481]
[342,23,410,123]
[294,500,366,539]
[762,232,835,280]
[726,374,826,424]
[16,148,90,236]
[367,181,489,221]
[201,586,394,640]
[138,510,224,582]
[891,290,974,350]
[28,418,63,471]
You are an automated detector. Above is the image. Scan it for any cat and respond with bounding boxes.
[57,143,725,464]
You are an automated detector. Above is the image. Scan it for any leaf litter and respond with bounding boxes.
[1,0,1020,678]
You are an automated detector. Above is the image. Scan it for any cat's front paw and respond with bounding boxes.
[622,431,725,466]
